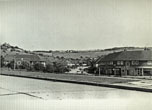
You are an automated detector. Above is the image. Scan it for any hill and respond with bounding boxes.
[33,47,148,59]
[0,43,31,56]
[51,47,147,59]
[1,43,151,59]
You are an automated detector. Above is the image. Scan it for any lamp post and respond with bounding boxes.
[96,64,100,76]
[13,57,16,70]
[20,58,24,74]
[99,67,101,76]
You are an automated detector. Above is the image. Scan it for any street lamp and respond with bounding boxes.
[96,64,100,76]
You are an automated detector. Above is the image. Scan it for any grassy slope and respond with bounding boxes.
[51,48,145,59]
[52,51,113,59]
[1,43,149,59]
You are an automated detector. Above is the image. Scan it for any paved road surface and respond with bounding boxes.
[0,75,152,110]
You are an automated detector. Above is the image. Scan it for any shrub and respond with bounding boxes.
[30,61,70,73]
[87,66,97,74]
[45,64,54,73]
[53,62,69,73]
[45,62,69,73]
[7,60,15,69]
[20,61,30,70]
[34,63,45,72]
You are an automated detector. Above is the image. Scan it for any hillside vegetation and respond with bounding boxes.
[1,42,150,59]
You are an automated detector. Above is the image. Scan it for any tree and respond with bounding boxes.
[53,62,69,73]
[87,58,98,75]
[8,60,15,69]
[11,48,15,52]
[45,64,54,73]
[61,56,65,59]
[20,61,30,70]
[49,50,52,53]
[34,63,46,72]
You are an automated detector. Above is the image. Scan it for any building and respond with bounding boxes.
[96,50,152,76]
[4,54,46,68]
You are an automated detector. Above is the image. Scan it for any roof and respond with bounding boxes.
[4,54,16,61]
[4,54,43,62]
[15,54,40,61]
[98,50,152,62]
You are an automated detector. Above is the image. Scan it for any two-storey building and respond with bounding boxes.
[96,50,152,76]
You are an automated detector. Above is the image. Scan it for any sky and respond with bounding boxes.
[0,0,152,50]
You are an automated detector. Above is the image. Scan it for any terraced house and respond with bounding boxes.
[97,49,152,76]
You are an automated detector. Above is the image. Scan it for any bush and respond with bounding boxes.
[7,60,15,69]
[87,66,97,74]
[34,63,46,72]
[30,61,70,73]
[19,61,30,70]
[45,62,69,73]
[45,64,54,73]
[53,62,69,73]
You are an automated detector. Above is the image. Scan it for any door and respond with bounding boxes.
[127,70,130,75]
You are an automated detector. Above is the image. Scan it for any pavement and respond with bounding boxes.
[1,68,152,92]
[0,75,152,110]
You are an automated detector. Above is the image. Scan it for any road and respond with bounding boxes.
[0,75,152,110]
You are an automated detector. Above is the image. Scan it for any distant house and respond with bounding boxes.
[66,60,76,67]
[4,54,46,68]
[96,50,152,76]
[4,54,16,65]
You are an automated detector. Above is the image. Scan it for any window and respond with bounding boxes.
[122,70,125,72]
[146,61,152,65]
[126,61,130,66]
[109,61,113,65]
[117,61,123,65]
[132,61,139,65]
[100,62,106,65]
[135,68,142,75]
[107,61,113,65]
